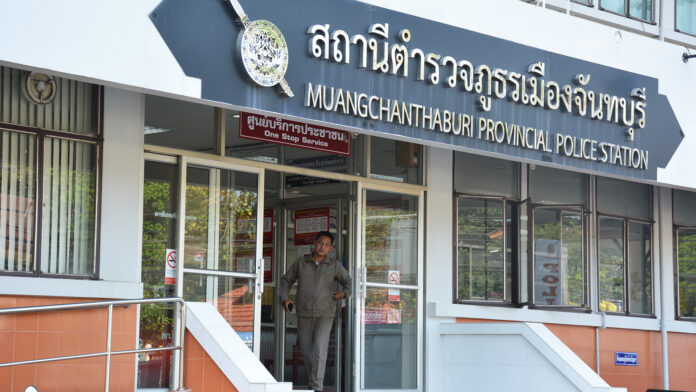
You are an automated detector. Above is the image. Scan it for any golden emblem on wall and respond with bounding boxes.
[227,0,293,97]
[24,72,57,104]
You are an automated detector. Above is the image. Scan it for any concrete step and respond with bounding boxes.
[186,302,293,392]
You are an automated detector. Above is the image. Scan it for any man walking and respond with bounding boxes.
[280,231,352,392]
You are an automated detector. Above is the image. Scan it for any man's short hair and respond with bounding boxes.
[315,231,334,244]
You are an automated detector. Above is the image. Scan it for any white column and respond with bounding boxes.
[100,87,145,283]
[425,146,455,392]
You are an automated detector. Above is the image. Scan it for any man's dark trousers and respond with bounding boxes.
[298,316,334,391]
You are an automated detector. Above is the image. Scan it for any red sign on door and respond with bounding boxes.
[239,112,351,156]
[263,208,274,283]
[294,207,330,246]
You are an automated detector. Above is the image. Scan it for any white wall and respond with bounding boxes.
[0,0,200,98]
[439,323,622,392]
[0,87,144,299]
[442,335,580,391]
[100,87,145,287]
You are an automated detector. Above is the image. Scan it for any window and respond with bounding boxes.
[677,0,696,35]
[453,155,659,316]
[456,197,513,302]
[597,177,652,315]
[600,0,653,21]
[0,66,101,277]
[369,137,422,184]
[454,152,519,303]
[529,166,588,308]
[674,189,696,319]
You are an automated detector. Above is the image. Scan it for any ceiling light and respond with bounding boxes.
[144,126,173,135]
[245,156,278,164]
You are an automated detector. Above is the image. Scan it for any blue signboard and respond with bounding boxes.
[614,351,638,366]
[150,0,683,181]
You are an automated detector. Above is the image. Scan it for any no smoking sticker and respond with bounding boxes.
[388,270,400,301]
[165,249,176,284]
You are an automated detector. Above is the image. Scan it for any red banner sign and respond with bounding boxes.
[364,307,401,324]
[240,112,351,156]
[294,207,330,246]
[263,208,273,283]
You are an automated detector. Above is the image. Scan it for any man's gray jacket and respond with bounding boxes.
[280,254,352,318]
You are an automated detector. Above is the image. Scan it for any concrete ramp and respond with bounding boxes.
[186,302,293,392]
[439,322,626,392]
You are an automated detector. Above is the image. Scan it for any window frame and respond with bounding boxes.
[674,224,696,321]
[0,86,104,279]
[675,0,696,37]
[599,0,656,23]
[528,203,590,311]
[451,151,522,306]
[596,211,655,317]
[453,193,519,306]
[572,0,595,7]
[526,165,590,311]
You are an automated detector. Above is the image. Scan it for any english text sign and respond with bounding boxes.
[151,0,683,181]
[240,112,351,156]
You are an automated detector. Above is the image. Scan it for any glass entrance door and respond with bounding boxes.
[356,186,423,392]
[279,199,347,392]
[180,158,265,354]
[139,153,266,386]
[139,158,180,389]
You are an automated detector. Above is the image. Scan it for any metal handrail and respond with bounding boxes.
[0,297,187,392]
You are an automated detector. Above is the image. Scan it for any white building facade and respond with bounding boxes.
[1,1,696,391]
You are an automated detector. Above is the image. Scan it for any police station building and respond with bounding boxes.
[1,0,696,391]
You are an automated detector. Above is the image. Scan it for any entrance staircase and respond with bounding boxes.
[188,303,626,391]
[186,302,294,392]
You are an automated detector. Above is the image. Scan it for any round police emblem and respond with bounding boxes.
[239,20,289,88]
[24,72,56,104]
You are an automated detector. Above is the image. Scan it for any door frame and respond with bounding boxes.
[354,181,424,392]
[145,152,266,356]
[144,144,427,390]
[276,195,348,390]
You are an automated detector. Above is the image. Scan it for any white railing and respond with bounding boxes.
[0,297,187,392]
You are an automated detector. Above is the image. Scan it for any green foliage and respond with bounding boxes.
[678,230,696,317]
[141,179,175,343]
[139,175,261,342]
[456,198,505,301]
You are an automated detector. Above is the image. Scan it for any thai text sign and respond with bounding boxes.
[534,239,567,306]
[151,0,683,182]
[240,112,350,156]
[364,307,401,325]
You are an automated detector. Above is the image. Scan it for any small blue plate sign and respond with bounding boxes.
[614,352,638,366]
